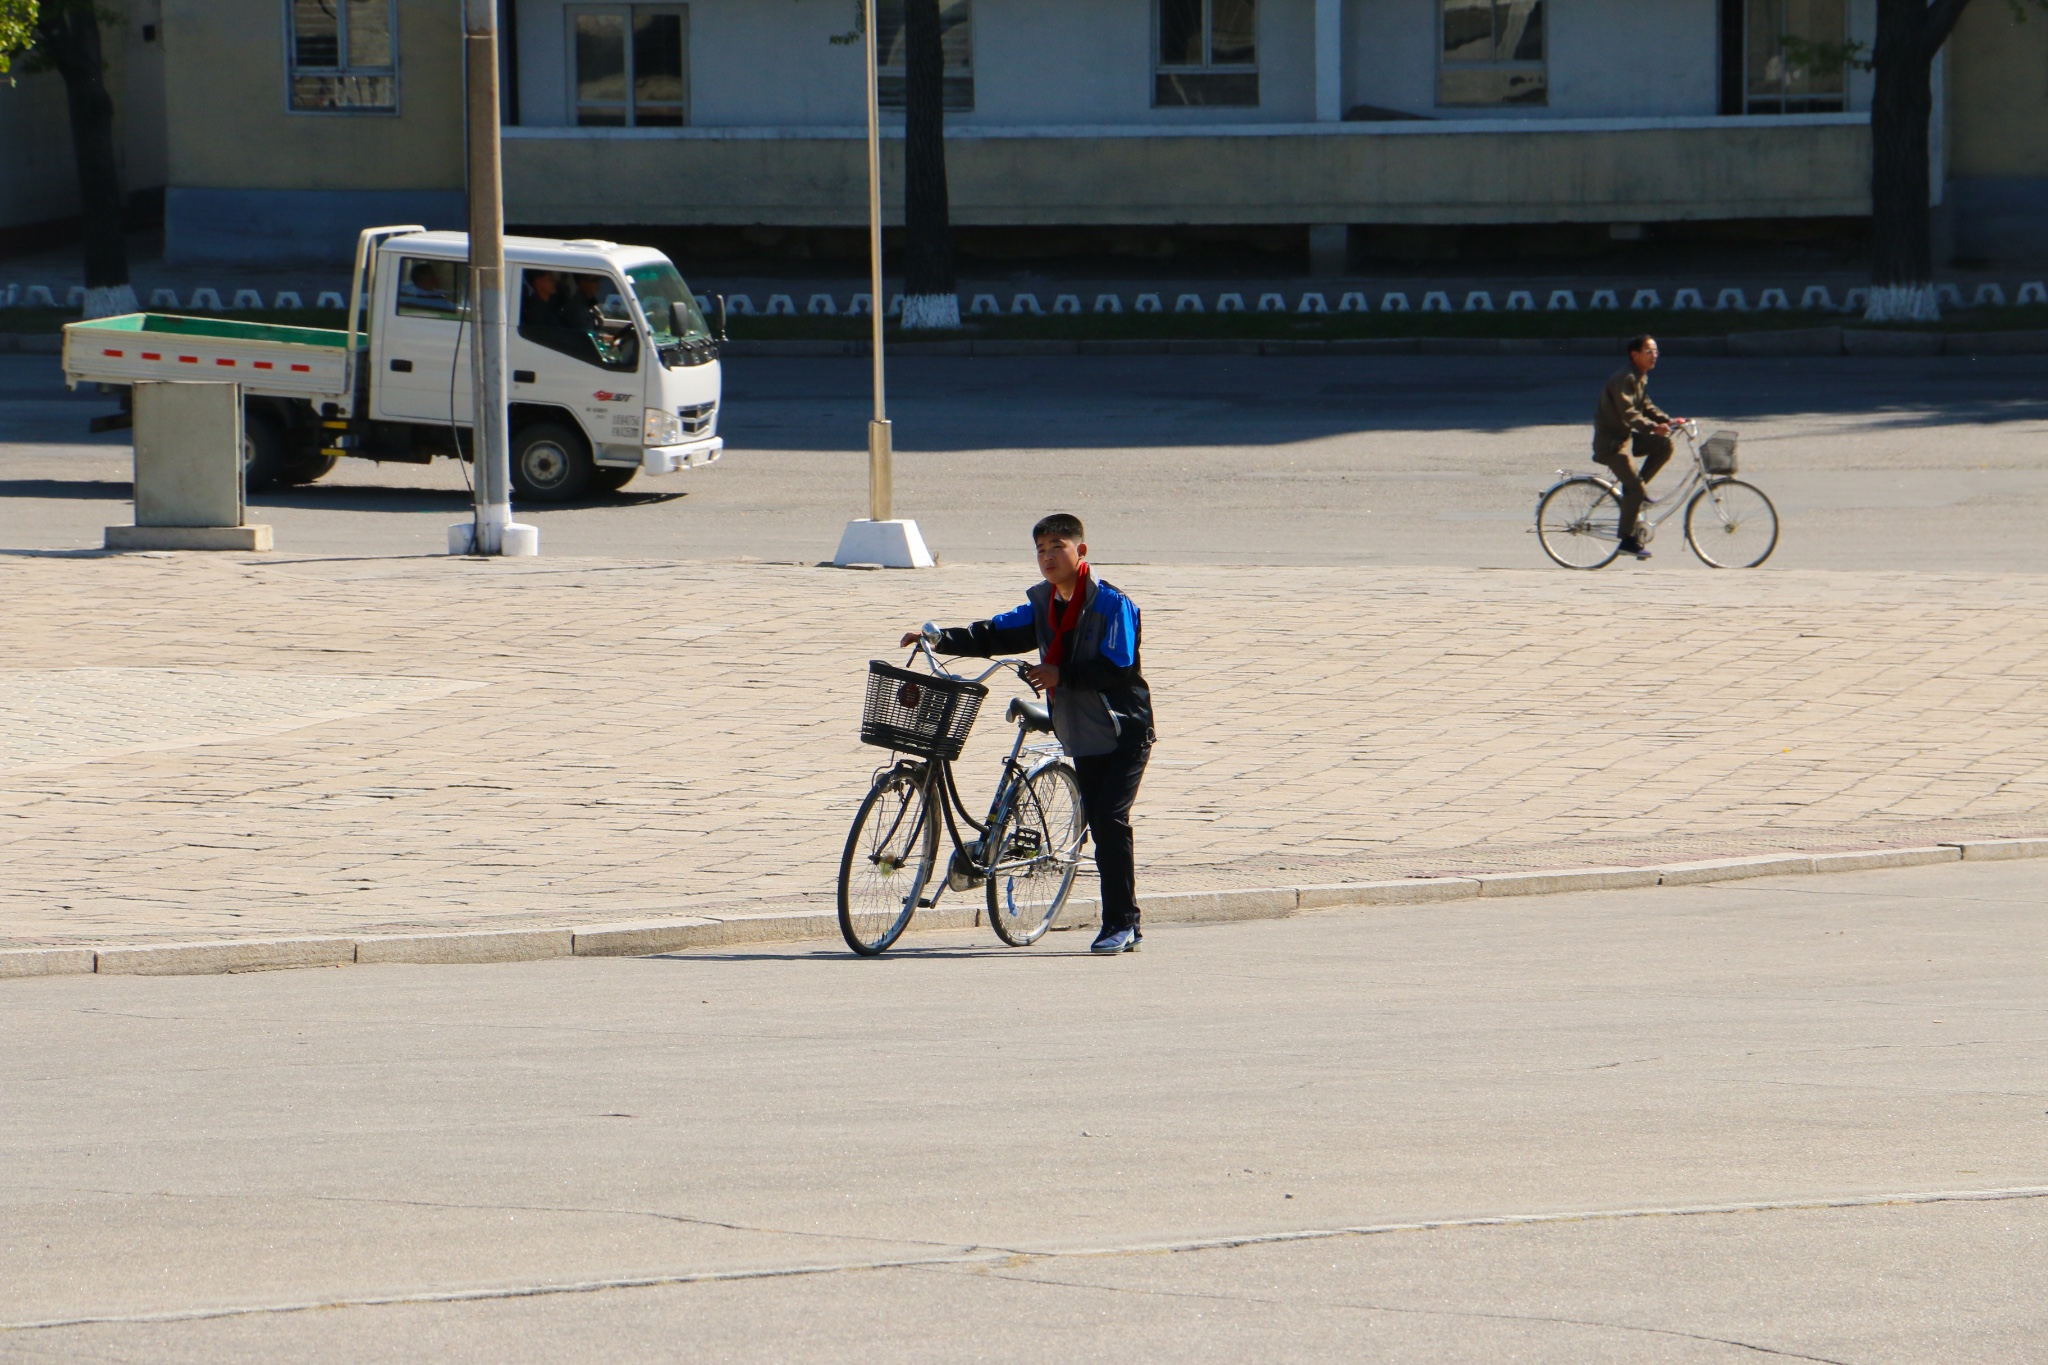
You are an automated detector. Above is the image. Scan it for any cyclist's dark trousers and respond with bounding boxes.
[1594,434,1673,542]
[1075,741,1150,935]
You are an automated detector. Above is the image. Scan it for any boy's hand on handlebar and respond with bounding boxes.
[899,631,923,648]
[1021,663,1059,694]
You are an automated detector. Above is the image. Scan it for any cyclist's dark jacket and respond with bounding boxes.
[936,577,1153,758]
[1593,367,1672,458]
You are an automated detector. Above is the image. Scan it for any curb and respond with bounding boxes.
[717,331,2048,360]
[3,839,2037,981]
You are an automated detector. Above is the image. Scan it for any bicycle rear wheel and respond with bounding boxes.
[986,763,1086,947]
[838,767,939,955]
[1685,478,1779,568]
[1537,478,1624,570]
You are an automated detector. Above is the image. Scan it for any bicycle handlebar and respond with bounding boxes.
[905,629,1033,686]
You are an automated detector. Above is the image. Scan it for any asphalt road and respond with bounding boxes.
[4,859,2045,1362]
[4,351,2045,569]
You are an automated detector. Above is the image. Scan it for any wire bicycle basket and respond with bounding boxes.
[1699,430,1739,475]
[860,660,989,761]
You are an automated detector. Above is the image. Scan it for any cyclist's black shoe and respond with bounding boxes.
[1619,536,1652,560]
[1091,927,1137,954]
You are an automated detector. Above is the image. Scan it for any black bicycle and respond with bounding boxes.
[837,625,1087,956]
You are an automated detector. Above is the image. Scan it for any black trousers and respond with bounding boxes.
[1594,433,1673,541]
[1073,742,1150,934]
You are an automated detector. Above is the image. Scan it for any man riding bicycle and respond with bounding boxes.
[1595,335,1687,561]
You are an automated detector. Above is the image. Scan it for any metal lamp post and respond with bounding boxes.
[451,0,537,557]
[832,0,934,569]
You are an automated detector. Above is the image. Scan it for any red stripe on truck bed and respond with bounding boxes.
[141,352,160,360]
[177,356,197,364]
[102,349,123,357]
[253,361,273,369]
[215,358,234,366]
[290,364,310,372]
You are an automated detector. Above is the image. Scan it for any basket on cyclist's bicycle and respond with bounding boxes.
[1699,430,1739,475]
[860,660,989,761]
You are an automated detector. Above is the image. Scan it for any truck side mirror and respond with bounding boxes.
[671,300,695,339]
[713,294,728,342]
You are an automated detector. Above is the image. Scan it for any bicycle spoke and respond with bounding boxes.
[987,764,1086,947]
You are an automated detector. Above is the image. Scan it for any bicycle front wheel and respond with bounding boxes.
[1685,478,1779,568]
[1537,478,1624,570]
[986,763,1086,947]
[838,767,939,956]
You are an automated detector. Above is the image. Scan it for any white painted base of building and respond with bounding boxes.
[834,518,936,569]
[448,522,541,556]
[105,524,273,551]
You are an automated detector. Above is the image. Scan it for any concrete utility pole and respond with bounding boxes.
[451,0,537,557]
[832,0,934,568]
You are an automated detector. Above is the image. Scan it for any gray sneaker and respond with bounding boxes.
[1090,927,1136,954]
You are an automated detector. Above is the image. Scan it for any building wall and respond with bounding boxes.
[0,0,167,235]
[1946,3,2048,263]
[513,0,1319,128]
[162,0,467,262]
[505,117,1872,227]
[1347,0,1873,121]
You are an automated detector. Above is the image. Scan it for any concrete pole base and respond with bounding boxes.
[833,519,935,569]
[448,522,540,557]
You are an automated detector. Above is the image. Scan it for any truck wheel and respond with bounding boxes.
[242,409,288,492]
[591,466,639,493]
[279,451,338,485]
[510,423,594,502]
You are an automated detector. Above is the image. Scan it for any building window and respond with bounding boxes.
[1745,0,1847,114]
[1438,0,1546,107]
[1155,0,1257,107]
[876,0,973,113]
[570,4,689,126]
[287,0,398,112]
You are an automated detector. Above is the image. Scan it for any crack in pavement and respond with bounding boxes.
[5,1182,2045,1335]
[938,1265,1859,1364]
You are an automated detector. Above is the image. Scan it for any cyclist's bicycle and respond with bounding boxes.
[837,625,1087,956]
[1536,422,1779,570]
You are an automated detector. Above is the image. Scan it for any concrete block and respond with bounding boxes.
[1476,867,1663,897]
[1656,855,1815,885]
[1942,330,2048,356]
[1727,327,1843,356]
[571,918,727,957]
[1809,846,1961,874]
[1843,329,1944,356]
[94,937,355,975]
[355,929,574,965]
[1145,888,1297,924]
[132,380,243,528]
[105,524,272,551]
[0,947,97,978]
[1942,838,2048,861]
[688,909,846,947]
[1296,878,1481,909]
[832,519,934,569]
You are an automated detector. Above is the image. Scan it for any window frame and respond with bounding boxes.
[283,0,401,116]
[1152,0,1260,109]
[875,0,975,114]
[1743,0,1849,116]
[1435,0,1549,110]
[566,3,692,128]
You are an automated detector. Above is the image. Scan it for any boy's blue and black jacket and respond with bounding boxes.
[937,577,1153,758]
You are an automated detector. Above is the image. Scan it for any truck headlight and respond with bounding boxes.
[642,407,683,446]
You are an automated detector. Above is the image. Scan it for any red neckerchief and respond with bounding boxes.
[1043,566,1091,696]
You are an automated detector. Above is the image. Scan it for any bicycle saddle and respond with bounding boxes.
[1006,696,1055,734]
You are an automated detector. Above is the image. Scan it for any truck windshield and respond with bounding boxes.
[628,262,711,347]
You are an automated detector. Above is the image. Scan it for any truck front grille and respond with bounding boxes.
[679,402,717,436]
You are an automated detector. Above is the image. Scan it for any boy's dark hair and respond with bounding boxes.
[1033,512,1085,544]
[1626,334,1656,356]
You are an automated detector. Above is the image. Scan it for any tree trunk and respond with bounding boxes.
[900,0,958,330]
[1864,0,1982,321]
[38,4,135,319]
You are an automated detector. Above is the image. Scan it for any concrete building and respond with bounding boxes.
[6,0,2045,267]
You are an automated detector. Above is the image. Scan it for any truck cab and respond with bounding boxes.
[361,230,722,500]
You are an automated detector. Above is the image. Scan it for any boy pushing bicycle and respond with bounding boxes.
[901,514,1155,954]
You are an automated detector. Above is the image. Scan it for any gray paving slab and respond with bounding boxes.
[1,859,2043,1361]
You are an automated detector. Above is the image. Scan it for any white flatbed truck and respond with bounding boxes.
[60,225,724,501]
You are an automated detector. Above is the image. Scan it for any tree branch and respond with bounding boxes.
[1922,0,1979,51]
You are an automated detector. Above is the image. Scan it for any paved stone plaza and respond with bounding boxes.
[2,550,2043,948]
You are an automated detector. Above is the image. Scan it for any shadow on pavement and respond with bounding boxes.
[0,478,129,500]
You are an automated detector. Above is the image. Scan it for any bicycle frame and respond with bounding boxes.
[1547,421,1721,542]
[885,641,1068,905]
